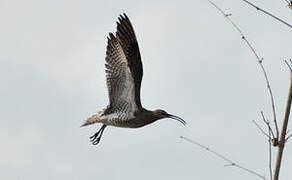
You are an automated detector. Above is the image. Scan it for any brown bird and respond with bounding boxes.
[82,13,185,145]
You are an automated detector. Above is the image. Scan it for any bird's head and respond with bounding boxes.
[152,109,186,126]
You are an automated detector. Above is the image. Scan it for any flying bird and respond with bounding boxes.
[82,13,185,145]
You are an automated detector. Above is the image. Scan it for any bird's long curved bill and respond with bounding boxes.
[168,114,186,126]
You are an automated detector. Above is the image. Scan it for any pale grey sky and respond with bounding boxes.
[1,0,292,179]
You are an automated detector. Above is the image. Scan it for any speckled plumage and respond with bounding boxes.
[82,13,185,145]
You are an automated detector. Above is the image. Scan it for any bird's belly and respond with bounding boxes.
[105,118,152,128]
[102,112,155,128]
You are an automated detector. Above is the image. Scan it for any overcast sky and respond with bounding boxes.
[1,0,292,179]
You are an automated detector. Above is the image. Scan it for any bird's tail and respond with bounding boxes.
[81,112,104,127]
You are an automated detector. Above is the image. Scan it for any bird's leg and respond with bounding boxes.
[90,124,107,145]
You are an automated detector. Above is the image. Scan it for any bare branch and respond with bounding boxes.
[208,0,279,140]
[268,123,273,180]
[260,111,268,124]
[242,0,292,29]
[261,111,276,139]
[252,120,269,138]
[180,136,267,179]
[282,0,292,9]
[285,133,292,142]
[285,60,292,72]
[254,114,273,180]
[273,71,292,180]
[254,112,274,180]
[289,1,292,9]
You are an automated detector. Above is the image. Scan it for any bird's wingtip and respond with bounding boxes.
[122,12,128,18]
[109,32,115,39]
[106,33,116,43]
[117,12,129,21]
[119,12,127,17]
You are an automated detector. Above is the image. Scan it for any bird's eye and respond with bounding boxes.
[160,110,167,115]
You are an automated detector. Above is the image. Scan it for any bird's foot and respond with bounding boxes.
[90,132,101,145]
[89,124,106,145]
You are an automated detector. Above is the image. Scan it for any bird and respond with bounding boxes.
[82,13,186,145]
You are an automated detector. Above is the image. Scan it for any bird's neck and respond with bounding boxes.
[134,108,159,125]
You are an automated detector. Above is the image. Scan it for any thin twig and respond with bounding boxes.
[267,121,273,180]
[260,111,268,124]
[261,111,276,139]
[285,133,292,142]
[285,59,292,71]
[273,66,292,180]
[208,0,279,142]
[253,114,273,180]
[285,60,292,71]
[242,0,292,29]
[180,136,267,179]
[252,120,269,138]
[283,0,292,9]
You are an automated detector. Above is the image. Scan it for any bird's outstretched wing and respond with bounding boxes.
[105,33,137,112]
[116,13,143,108]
